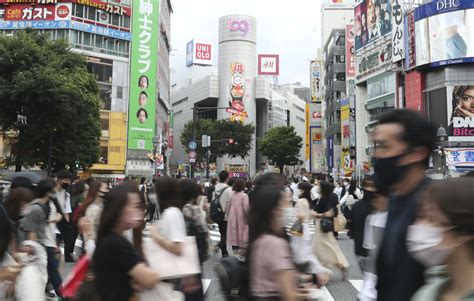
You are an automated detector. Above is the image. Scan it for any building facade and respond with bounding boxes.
[0,0,172,179]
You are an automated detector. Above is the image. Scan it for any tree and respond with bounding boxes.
[0,30,101,172]
[180,119,255,162]
[258,126,303,173]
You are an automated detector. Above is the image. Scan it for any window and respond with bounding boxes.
[83,32,92,46]
[292,104,305,113]
[87,62,112,83]
[117,86,123,99]
[99,146,108,164]
[99,85,112,110]
[87,7,96,21]
[172,97,188,107]
[111,14,120,26]
[73,3,84,18]
[123,16,131,28]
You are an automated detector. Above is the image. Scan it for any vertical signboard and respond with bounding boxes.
[404,11,416,69]
[391,0,405,62]
[346,24,356,77]
[127,0,159,150]
[340,98,353,175]
[167,111,174,150]
[226,63,249,121]
[310,61,322,103]
[186,40,194,67]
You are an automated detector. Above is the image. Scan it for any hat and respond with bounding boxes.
[302,176,309,182]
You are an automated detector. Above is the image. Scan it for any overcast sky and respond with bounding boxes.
[170,0,322,87]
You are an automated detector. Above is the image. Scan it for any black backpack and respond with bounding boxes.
[215,256,249,299]
[209,187,229,223]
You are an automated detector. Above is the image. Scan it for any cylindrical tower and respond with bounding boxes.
[217,15,257,176]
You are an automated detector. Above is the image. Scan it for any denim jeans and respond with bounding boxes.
[46,247,63,297]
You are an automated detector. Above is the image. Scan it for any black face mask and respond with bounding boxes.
[363,190,376,201]
[373,153,410,192]
[61,183,70,190]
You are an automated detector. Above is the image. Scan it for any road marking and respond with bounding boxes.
[202,279,211,295]
[320,286,335,301]
[349,279,363,292]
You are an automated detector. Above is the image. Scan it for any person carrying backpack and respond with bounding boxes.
[211,171,233,257]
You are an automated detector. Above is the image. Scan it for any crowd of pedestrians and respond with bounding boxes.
[1,110,474,301]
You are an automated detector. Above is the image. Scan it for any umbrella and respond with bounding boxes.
[7,171,45,184]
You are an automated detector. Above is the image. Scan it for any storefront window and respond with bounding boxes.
[87,7,97,21]
[73,3,84,18]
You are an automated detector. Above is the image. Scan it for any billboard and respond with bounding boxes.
[321,0,358,10]
[354,0,392,52]
[127,0,159,150]
[391,0,405,62]
[226,63,249,121]
[340,98,353,175]
[446,148,474,171]
[447,85,474,142]
[414,0,474,67]
[310,126,324,172]
[404,11,416,69]
[310,61,322,103]
[345,24,356,77]
[258,54,280,76]
[185,40,213,67]
[3,3,71,20]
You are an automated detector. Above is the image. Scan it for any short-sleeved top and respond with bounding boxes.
[94,233,144,301]
[158,207,186,242]
[55,189,72,215]
[315,193,339,215]
[21,200,47,244]
[250,234,295,297]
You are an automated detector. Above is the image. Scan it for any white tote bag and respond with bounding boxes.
[143,236,201,279]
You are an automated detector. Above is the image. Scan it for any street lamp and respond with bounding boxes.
[152,135,160,177]
[436,125,448,177]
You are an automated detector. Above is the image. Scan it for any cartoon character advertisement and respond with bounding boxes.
[226,63,249,121]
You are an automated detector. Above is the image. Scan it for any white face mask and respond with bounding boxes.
[280,207,296,228]
[406,223,451,267]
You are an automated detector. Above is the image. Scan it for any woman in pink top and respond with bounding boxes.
[226,179,249,257]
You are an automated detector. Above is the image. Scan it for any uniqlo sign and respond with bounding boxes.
[5,4,55,20]
[195,43,211,62]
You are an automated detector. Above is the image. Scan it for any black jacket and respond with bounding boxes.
[351,198,373,257]
[376,178,431,301]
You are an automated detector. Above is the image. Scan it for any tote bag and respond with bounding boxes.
[143,236,201,279]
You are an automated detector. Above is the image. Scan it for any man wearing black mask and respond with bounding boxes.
[372,109,436,301]
[55,170,76,262]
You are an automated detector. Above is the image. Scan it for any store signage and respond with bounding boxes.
[345,25,355,77]
[73,0,130,16]
[185,40,212,67]
[228,19,249,36]
[258,54,280,76]
[5,4,54,20]
[0,19,69,29]
[310,61,322,103]
[127,0,159,150]
[0,0,58,3]
[391,0,405,62]
[446,148,474,170]
[404,11,416,69]
[70,20,131,40]
[356,43,392,79]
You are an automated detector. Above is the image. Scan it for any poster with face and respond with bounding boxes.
[449,85,474,141]
[354,1,368,51]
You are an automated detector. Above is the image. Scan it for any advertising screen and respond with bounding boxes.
[127,0,159,150]
[447,85,474,142]
[414,1,474,67]
[354,0,392,52]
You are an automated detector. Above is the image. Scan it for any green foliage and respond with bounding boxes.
[258,126,303,173]
[0,30,101,172]
[180,119,255,162]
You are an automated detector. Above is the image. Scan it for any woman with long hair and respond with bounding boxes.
[410,178,474,301]
[93,186,159,301]
[248,185,308,300]
[312,181,349,280]
[82,180,108,241]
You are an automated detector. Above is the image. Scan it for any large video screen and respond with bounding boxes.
[354,0,392,52]
[415,1,474,67]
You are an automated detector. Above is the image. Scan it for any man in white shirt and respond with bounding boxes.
[290,178,300,203]
[55,170,75,262]
[214,171,233,257]
[310,178,320,202]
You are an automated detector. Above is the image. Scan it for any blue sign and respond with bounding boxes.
[70,21,131,41]
[186,40,194,67]
[0,20,70,30]
[188,141,197,150]
[0,20,131,41]
[415,0,474,21]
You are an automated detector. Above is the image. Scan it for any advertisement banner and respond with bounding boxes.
[340,98,353,175]
[185,40,212,67]
[127,0,159,150]
[226,63,249,121]
[0,19,69,29]
[391,0,405,62]
[447,85,474,142]
[404,11,416,69]
[168,111,174,150]
[310,126,324,172]
[414,1,474,67]
[3,3,71,21]
[186,40,194,67]
[72,0,131,16]
[356,42,392,80]
[446,148,474,171]
[310,61,322,103]
[258,54,280,75]
[354,0,392,52]
[345,24,356,77]
[70,20,131,40]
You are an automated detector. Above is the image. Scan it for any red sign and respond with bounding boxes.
[56,4,69,18]
[73,0,130,16]
[5,4,55,20]
[0,1,58,3]
[345,24,356,77]
[195,43,211,61]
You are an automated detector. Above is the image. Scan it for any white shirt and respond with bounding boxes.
[44,202,58,248]
[158,207,186,243]
[55,189,72,214]
[290,183,300,202]
[214,183,233,220]
[310,185,320,201]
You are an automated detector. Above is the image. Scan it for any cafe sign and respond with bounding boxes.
[356,42,392,80]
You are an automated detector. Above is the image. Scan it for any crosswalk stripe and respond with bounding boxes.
[349,279,363,292]
[319,286,335,301]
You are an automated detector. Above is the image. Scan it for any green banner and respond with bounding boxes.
[127,0,160,150]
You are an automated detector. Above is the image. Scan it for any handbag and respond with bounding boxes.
[320,217,334,233]
[61,255,90,298]
[334,215,347,232]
